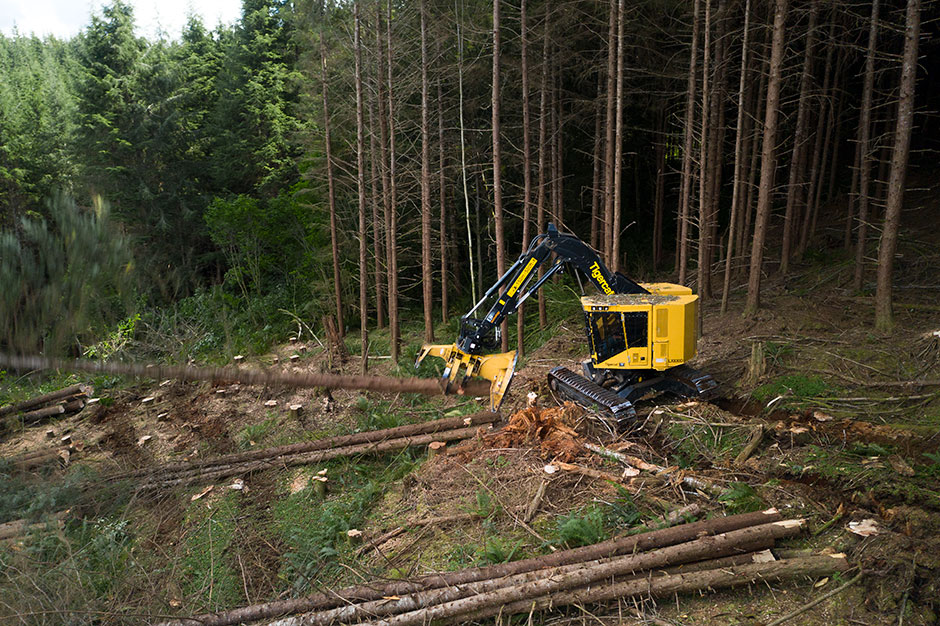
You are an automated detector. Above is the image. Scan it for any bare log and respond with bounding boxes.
[0,510,69,540]
[0,355,490,398]
[0,384,91,417]
[139,426,490,490]
[17,399,85,425]
[156,509,782,626]
[349,520,804,626]
[356,513,481,556]
[108,412,499,481]
[459,554,851,624]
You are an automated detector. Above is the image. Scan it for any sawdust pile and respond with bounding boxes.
[486,402,585,462]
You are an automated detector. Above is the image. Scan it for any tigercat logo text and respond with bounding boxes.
[590,262,615,295]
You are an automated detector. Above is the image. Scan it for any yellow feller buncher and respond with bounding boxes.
[416,224,716,428]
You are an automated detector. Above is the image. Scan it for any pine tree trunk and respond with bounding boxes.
[696,0,711,302]
[740,52,767,272]
[553,55,564,231]
[799,19,835,257]
[652,110,665,269]
[611,0,625,272]
[779,0,818,275]
[603,0,618,264]
[744,0,788,315]
[517,0,532,358]
[875,0,920,331]
[492,0,507,352]
[437,38,448,324]
[368,97,385,330]
[853,0,880,292]
[320,31,344,337]
[420,0,434,343]
[386,1,400,363]
[354,1,368,373]
[721,0,751,314]
[536,14,550,329]
[678,0,701,285]
[591,75,603,251]
[374,1,390,330]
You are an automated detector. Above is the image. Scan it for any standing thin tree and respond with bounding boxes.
[353,0,368,373]
[492,0,508,352]
[745,0,788,315]
[779,0,818,275]
[611,0,625,272]
[517,0,532,357]
[437,37,448,324]
[603,0,617,264]
[320,24,344,337]
[678,0,701,285]
[696,0,711,304]
[721,0,751,314]
[385,0,400,363]
[875,0,921,332]
[374,1,390,330]
[853,0,880,292]
[420,0,434,343]
[536,12,550,328]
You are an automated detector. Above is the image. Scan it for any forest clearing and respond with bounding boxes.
[3,0,940,623]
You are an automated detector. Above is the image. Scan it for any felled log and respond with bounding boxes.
[156,508,782,626]
[0,354,490,398]
[273,520,804,626]
[457,554,851,624]
[108,412,499,482]
[0,384,91,417]
[356,513,482,556]
[138,425,491,490]
[18,399,85,425]
[0,510,69,541]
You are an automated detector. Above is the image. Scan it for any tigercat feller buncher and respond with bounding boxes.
[415,224,717,428]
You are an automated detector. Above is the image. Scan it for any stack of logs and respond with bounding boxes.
[106,412,500,491]
[160,509,850,626]
[0,383,93,430]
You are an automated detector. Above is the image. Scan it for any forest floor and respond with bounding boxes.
[2,180,940,625]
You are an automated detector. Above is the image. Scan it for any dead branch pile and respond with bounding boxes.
[0,383,93,430]
[486,402,584,461]
[110,413,500,491]
[156,508,853,626]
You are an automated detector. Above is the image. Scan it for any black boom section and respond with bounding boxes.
[457,223,648,355]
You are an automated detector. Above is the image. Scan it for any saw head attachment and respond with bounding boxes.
[415,344,517,411]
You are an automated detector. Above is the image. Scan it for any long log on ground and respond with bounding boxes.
[457,554,852,625]
[139,426,490,490]
[7,447,70,470]
[156,509,782,626]
[0,511,70,541]
[0,354,490,398]
[280,520,803,626]
[356,513,482,556]
[108,413,499,482]
[16,399,85,425]
[0,384,91,417]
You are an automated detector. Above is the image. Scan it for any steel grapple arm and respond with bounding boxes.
[416,224,645,410]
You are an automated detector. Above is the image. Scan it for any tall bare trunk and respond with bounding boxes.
[354,1,368,373]
[554,55,564,231]
[374,1,390,330]
[853,0,880,291]
[492,0,507,352]
[721,0,751,314]
[517,0,532,357]
[611,0,625,272]
[420,0,434,343]
[368,93,385,330]
[437,38,448,324]
[875,0,920,331]
[779,0,818,275]
[652,110,665,269]
[696,0,711,301]
[386,0,400,363]
[799,18,835,257]
[591,75,603,251]
[536,14,550,328]
[603,0,618,264]
[741,47,767,271]
[678,0,701,284]
[744,0,788,315]
[320,31,344,337]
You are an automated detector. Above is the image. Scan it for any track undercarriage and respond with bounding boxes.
[547,361,718,430]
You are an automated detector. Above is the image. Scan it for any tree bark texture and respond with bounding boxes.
[853,0,880,292]
[320,31,345,338]
[875,0,920,331]
[745,0,788,315]
[677,0,700,285]
[516,0,532,358]
[536,16,550,328]
[696,0,712,302]
[354,1,369,373]
[492,0,508,352]
[420,0,434,343]
[611,0,625,272]
[603,0,617,264]
[385,0,400,363]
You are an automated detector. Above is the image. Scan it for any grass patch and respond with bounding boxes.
[664,422,749,466]
[237,416,279,449]
[752,374,839,409]
[181,491,242,610]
